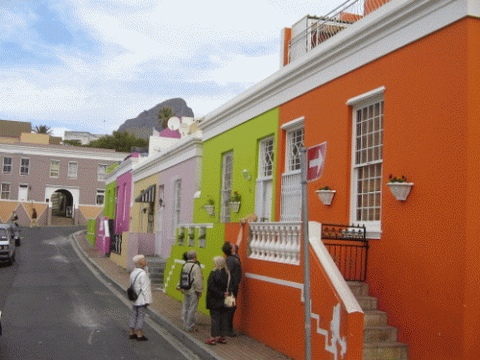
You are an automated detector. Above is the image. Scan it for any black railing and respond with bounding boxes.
[321,224,368,281]
[110,233,122,255]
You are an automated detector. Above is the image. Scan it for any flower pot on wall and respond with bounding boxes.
[315,190,336,205]
[387,182,414,201]
[229,201,241,212]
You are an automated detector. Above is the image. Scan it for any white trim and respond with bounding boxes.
[245,273,303,290]
[198,0,467,141]
[281,116,305,131]
[346,86,385,106]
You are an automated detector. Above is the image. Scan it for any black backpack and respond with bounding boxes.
[179,262,196,290]
[127,271,143,301]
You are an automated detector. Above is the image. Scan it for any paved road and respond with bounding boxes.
[0,226,195,360]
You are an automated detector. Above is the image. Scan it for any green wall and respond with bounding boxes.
[104,180,117,219]
[163,108,280,315]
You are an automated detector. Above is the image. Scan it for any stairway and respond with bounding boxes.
[146,256,167,290]
[347,282,408,360]
[50,216,74,226]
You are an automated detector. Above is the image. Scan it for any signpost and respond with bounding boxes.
[301,142,327,360]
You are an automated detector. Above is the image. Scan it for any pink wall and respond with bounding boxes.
[115,171,132,234]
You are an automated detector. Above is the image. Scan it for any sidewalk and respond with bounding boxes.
[72,231,293,360]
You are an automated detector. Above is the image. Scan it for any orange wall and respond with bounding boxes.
[226,223,363,360]
[279,18,477,360]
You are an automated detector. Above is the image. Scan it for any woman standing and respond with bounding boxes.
[128,255,152,341]
[205,256,230,345]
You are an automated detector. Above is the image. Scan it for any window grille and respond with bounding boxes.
[50,160,60,178]
[68,162,78,179]
[256,137,274,222]
[286,128,304,172]
[220,151,233,223]
[353,100,384,222]
[20,158,30,176]
[3,157,12,174]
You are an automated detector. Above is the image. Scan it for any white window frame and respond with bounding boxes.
[68,162,78,179]
[172,179,182,236]
[3,157,12,174]
[1,183,11,200]
[50,160,60,178]
[280,117,304,222]
[97,164,107,182]
[347,87,385,239]
[255,136,275,222]
[20,158,30,176]
[96,189,105,205]
[220,151,234,223]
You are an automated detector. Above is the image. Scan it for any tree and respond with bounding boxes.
[157,106,176,129]
[87,131,148,153]
[33,125,53,134]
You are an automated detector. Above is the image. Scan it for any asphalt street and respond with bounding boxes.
[0,226,196,360]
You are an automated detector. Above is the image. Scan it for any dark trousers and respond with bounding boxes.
[226,306,236,334]
[210,308,229,337]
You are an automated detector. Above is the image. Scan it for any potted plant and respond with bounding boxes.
[387,174,414,201]
[315,186,336,205]
[203,198,215,216]
[229,191,241,212]
[188,229,195,246]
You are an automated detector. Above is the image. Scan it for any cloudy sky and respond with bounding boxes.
[0,0,345,137]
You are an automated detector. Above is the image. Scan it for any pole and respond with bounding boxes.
[300,146,311,360]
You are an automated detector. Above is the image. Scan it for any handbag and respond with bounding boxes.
[127,271,143,301]
[224,273,236,308]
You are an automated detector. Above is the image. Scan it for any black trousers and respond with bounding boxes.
[209,307,229,337]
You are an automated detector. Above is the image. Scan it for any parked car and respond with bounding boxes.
[0,224,16,265]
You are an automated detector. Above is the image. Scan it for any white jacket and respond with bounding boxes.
[130,267,152,306]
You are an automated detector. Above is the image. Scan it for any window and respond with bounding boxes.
[96,189,105,205]
[3,157,12,174]
[1,183,10,200]
[68,162,78,179]
[172,180,181,236]
[20,158,30,176]
[349,88,384,237]
[98,164,107,181]
[255,137,274,222]
[280,119,304,222]
[50,160,60,178]
[220,151,234,223]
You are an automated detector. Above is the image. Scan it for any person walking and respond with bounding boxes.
[30,208,38,227]
[128,255,152,341]
[222,241,242,337]
[179,250,203,332]
[205,256,230,345]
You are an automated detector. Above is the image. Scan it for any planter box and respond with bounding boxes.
[315,190,336,205]
[229,201,241,212]
[203,205,215,216]
[387,182,414,201]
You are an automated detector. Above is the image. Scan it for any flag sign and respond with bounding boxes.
[307,142,327,182]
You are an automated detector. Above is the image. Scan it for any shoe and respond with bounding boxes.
[137,336,148,341]
[128,334,138,339]
[216,336,227,344]
[205,338,217,345]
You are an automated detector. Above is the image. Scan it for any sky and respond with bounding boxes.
[0,0,346,138]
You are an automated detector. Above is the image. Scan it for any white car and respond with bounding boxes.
[0,224,16,265]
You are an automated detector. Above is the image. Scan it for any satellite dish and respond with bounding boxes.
[181,117,194,126]
[167,117,180,131]
[179,123,189,137]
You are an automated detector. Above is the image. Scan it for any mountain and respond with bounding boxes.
[117,98,194,139]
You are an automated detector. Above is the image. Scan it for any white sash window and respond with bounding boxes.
[255,137,274,222]
[220,151,234,223]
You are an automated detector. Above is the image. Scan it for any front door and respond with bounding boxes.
[18,184,28,201]
[156,185,165,256]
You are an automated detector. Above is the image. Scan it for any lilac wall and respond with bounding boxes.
[115,170,132,234]
[157,157,198,258]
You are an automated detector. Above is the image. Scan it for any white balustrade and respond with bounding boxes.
[248,222,301,265]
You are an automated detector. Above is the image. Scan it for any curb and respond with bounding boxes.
[70,230,225,360]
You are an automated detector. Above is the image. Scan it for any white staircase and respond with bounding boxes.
[348,282,408,360]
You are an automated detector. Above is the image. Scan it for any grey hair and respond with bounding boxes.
[133,254,145,267]
[186,250,197,260]
[213,256,228,273]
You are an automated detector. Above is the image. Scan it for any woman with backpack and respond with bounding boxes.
[128,255,152,341]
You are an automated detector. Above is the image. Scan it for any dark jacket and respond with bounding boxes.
[225,255,242,297]
[206,269,229,310]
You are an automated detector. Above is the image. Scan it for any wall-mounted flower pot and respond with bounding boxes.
[229,201,241,212]
[203,205,215,216]
[315,190,336,205]
[387,182,414,201]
